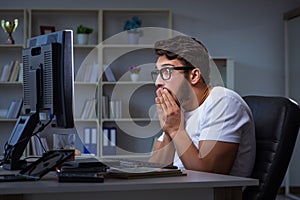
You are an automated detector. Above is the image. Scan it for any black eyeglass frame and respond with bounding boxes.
[151,66,195,82]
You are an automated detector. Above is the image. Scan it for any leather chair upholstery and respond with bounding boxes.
[242,96,300,200]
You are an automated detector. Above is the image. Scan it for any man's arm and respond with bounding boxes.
[171,128,238,174]
[150,128,238,174]
[149,134,175,165]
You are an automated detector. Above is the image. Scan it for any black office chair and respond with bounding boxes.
[242,96,300,200]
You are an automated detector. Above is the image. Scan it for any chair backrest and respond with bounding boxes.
[242,96,300,200]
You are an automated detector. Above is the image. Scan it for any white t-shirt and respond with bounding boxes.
[158,86,256,177]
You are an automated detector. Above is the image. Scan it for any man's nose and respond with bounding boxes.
[155,74,164,88]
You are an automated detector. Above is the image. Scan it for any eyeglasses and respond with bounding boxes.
[151,66,195,82]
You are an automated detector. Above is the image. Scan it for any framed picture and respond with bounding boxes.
[40,26,56,35]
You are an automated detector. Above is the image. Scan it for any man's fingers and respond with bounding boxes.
[155,97,161,104]
[162,88,177,107]
[156,88,179,112]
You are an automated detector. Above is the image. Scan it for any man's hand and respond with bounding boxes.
[155,87,184,138]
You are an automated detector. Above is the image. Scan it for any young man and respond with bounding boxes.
[149,35,256,177]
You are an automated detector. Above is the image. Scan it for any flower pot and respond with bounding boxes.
[77,34,89,45]
[130,73,139,82]
[127,32,139,45]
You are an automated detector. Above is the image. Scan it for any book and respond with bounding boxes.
[35,136,43,156]
[80,98,96,119]
[103,65,116,82]
[18,63,23,82]
[40,137,50,152]
[76,62,99,83]
[31,135,49,156]
[5,98,23,119]
[83,127,91,154]
[30,137,37,155]
[0,62,14,82]
[88,99,96,119]
[0,109,7,118]
[9,60,20,82]
[89,63,99,82]
[102,96,109,118]
[83,63,92,82]
[76,63,89,82]
[11,98,23,118]
[103,128,109,147]
[90,127,98,155]
[6,101,17,119]
[109,128,116,147]
[109,100,122,119]
[106,167,186,179]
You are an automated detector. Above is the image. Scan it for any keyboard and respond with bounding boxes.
[99,157,177,169]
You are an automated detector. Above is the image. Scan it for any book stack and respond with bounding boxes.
[80,98,97,119]
[75,62,99,82]
[0,60,22,82]
[101,96,122,119]
[30,135,50,156]
[109,100,122,119]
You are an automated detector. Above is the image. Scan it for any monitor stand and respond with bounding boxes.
[2,112,39,170]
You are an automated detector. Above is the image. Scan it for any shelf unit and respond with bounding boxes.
[28,9,102,155]
[0,8,235,159]
[213,57,235,90]
[0,82,23,153]
[98,9,172,158]
[0,9,27,152]
[27,8,173,157]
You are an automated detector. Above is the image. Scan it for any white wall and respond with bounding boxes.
[2,0,300,184]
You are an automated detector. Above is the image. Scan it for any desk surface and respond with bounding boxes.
[0,170,258,195]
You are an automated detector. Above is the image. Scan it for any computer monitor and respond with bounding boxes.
[1,30,75,170]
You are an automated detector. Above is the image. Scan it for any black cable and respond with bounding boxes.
[32,118,53,136]
[0,142,14,166]
[30,118,53,154]
[0,118,53,166]
[34,134,47,153]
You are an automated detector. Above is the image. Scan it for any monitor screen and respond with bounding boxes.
[1,30,75,170]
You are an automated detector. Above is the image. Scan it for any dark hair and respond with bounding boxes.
[154,35,210,84]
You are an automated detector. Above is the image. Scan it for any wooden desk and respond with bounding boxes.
[0,170,258,200]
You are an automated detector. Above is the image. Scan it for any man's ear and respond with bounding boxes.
[190,68,201,85]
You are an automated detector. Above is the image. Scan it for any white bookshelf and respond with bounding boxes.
[0,8,235,159]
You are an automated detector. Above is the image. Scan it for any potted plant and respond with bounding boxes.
[129,66,141,82]
[123,16,142,44]
[76,25,93,45]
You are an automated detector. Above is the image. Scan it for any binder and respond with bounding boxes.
[83,127,97,156]
[102,127,117,155]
